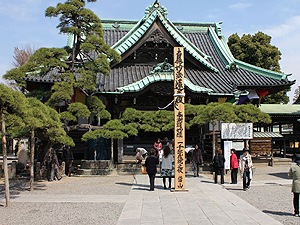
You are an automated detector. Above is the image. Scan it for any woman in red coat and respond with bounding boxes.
[230,149,239,184]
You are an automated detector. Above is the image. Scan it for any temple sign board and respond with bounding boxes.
[174,47,186,190]
[221,123,253,140]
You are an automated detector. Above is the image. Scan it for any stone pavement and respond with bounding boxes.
[0,173,290,225]
[117,174,284,225]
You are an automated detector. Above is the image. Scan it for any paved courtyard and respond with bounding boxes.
[0,164,298,224]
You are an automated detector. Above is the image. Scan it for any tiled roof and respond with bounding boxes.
[259,104,300,115]
[94,28,292,94]
[26,0,294,97]
[94,0,293,94]
[253,132,283,138]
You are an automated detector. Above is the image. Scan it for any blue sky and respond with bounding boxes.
[1,0,300,102]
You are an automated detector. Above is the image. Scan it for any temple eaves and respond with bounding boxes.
[111,0,219,73]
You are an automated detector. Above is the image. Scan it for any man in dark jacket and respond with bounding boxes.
[62,146,74,177]
[213,148,225,184]
[192,144,203,177]
[145,148,159,191]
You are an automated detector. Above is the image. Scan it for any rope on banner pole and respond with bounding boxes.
[157,94,186,110]
[158,100,174,110]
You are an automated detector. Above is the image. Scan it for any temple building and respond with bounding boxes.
[25,1,294,161]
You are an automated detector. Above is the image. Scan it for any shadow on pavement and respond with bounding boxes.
[268,172,289,179]
[200,180,214,184]
[132,187,149,191]
[263,210,294,217]
[0,180,46,195]
[115,182,133,187]
[225,188,243,191]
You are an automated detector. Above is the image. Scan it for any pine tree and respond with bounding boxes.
[0,84,27,207]
[228,32,289,104]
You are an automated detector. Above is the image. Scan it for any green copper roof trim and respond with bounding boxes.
[101,19,219,29]
[110,2,218,73]
[159,13,218,73]
[209,27,234,68]
[234,60,288,80]
[101,19,219,33]
[207,92,248,96]
[114,73,214,94]
[208,27,289,81]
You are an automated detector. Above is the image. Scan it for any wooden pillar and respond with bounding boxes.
[173,47,186,191]
[283,139,287,158]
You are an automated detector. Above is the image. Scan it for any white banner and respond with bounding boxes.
[224,141,232,170]
[221,123,253,139]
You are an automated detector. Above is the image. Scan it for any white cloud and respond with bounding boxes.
[264,15,300,38]
[262,15,300,103]
[229,3,252,10]
[0,1,44,21]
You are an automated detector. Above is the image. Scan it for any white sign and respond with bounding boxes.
[232,141,244,150]
[221,123,253,139]
[224,141,232,170]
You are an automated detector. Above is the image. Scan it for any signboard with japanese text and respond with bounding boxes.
[174,47,185,190]
[221,123,253,140]
[224,141,232,170]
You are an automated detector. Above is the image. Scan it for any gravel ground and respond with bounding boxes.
[0,175,134,196]
[227,185,297,225]
[0,175,134,225]
[224,165,300,225]
[1,165,298,224]
[0,202,124,225]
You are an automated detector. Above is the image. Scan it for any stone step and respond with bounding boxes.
[76,168,114,176]
[252,157,292,166]
[75,161,212,176]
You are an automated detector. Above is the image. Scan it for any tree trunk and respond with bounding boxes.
[36,140,51,163]
[30,129,34,191]
[71,33,76,72]
[1,109,10,207]
[111,137,114,163]
[212,120,216,158]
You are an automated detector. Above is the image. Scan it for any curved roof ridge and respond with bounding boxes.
[116,72,214,94]
[111,1,219,73]
[208,26,289,81]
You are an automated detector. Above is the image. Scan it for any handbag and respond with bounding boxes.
[141,165,147,174]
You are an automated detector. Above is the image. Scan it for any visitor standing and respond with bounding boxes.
[49,149,61,181]
[145,149,159,191]
[154,138,162,157]
[163,137,172,151]
[240,148,253,191]
[62,146,74,177]
[191,144,203,177]
[288,154,300,216]
[213,148,225,184]
[230,149,239,184]
[161,146,173,189]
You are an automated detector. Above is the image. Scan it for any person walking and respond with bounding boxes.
[154,138,162,157]
[192,144,203,177]
[135,149,143,164]
[62,146,74,177]
[49,149,62,181]
[145,149,159,191]
[230,149,239,184]
[288,154,300,216]
[240,148,253,191]
[213,148,225,184]
[163,137,173,151]
[161,146,173,189]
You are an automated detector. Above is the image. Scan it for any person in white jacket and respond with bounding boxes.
[161,146,173,189]
[239,148,253,191]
